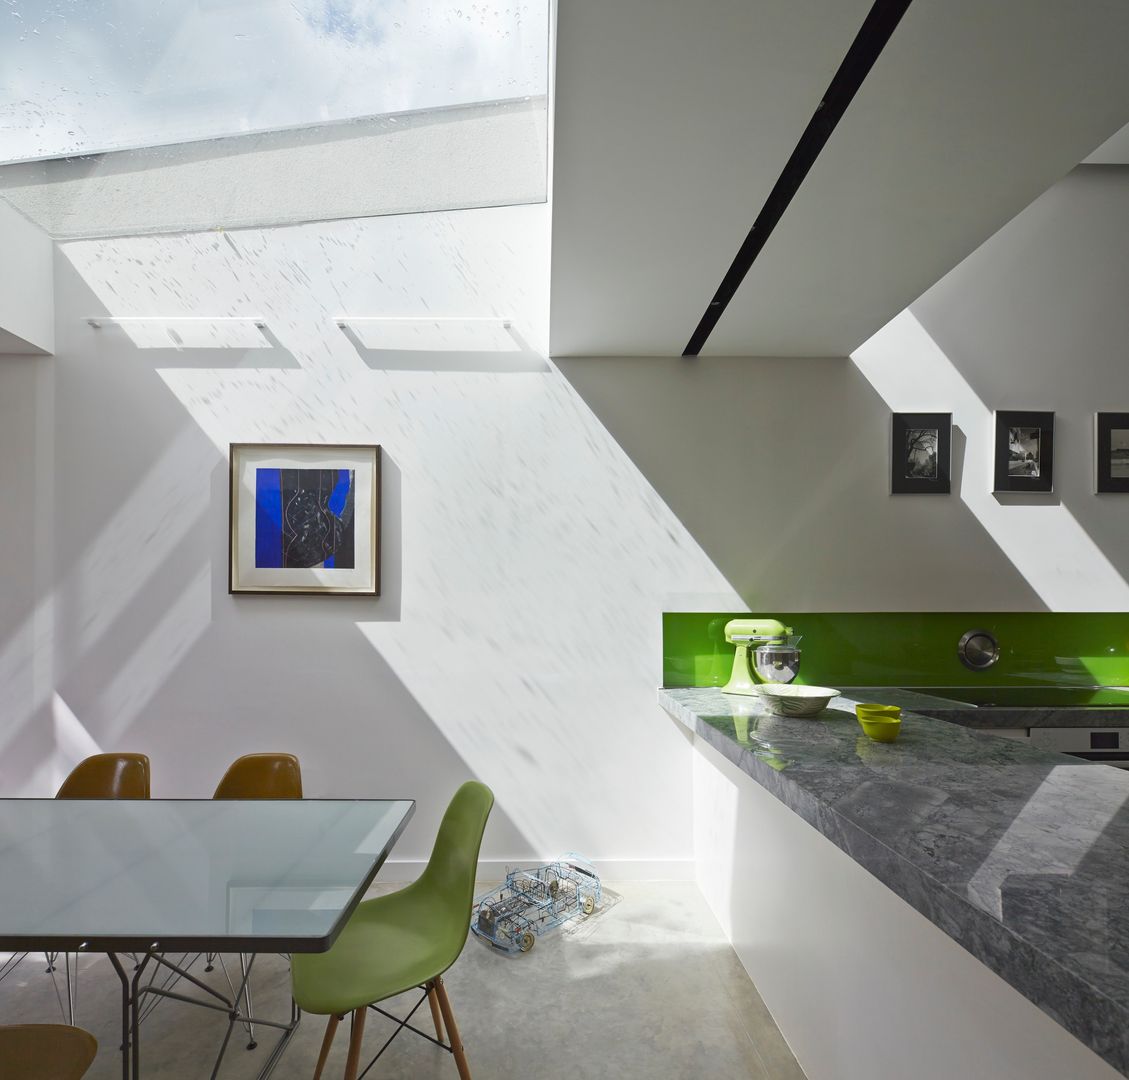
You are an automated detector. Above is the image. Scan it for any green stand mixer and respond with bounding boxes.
[721,618,801,695]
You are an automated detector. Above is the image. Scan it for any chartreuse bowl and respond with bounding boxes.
[855,703,902,722]
[856,706,902,743]
[755,684,838,718]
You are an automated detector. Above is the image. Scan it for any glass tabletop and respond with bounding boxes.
[0,799,413,952]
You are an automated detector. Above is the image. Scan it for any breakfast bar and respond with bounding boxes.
[661,686,1129,1080]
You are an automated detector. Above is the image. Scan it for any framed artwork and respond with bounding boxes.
[891,412,951,494]
[1096,412,1129,493]
[229,443,381,595]
[993,411,1054,493]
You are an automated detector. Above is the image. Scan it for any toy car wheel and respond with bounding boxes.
[582,896,595,916]
[518,931,535,953]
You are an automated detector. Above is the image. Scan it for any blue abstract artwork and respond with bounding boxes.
[255,468,355,569]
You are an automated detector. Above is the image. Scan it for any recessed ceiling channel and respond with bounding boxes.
[682,0,914,356]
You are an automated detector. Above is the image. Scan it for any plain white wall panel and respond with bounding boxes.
[0,199,53,354]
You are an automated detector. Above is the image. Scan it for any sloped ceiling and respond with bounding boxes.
[550,0,1129,358]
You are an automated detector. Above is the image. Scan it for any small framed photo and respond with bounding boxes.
[1096,413,1129,493]
[993,411,1054,493]
[891,413,951,494]
[229,443,381,595]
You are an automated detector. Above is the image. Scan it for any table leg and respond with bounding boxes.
[107,953,132,1080]
[209,953,257,1080]
[129,954,153,1080]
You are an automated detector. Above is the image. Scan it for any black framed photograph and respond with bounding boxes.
[229,443,381,594]
[891,413,951,494]
[993,411,1054,493]
[1096,413,1129,493]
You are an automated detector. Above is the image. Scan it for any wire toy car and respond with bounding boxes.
[470,854,601,954]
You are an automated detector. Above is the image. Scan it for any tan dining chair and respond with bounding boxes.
[0,1024,97,1080]
[46,753,152,1020]
[56,753,151,800]
[213,753,303,800]
[208,753,304,1048]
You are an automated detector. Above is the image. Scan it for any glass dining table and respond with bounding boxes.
[0,797,415,1079]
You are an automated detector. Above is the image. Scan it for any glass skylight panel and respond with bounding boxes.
[0,1,549,164]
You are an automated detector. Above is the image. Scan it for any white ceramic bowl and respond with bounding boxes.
[755,683,839,718]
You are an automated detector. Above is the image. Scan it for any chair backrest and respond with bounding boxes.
[0,1024,98,1080]
[213,753,303,799]
[56,754,150,800]
[416,781,494,944]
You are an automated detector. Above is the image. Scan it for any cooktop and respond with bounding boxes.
[906,686,1129,708]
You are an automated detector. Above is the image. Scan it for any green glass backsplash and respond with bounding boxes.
[662,612,1129,689]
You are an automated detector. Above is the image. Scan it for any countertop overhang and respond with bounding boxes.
[661,686,1129,1076]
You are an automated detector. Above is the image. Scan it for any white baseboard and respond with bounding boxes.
[379,857,695,884]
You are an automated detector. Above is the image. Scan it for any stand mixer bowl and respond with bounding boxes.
[753,643,801,684]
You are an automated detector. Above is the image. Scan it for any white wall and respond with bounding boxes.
[0,199,54,353]
[3,159,1127,872]
[0,201,741,873]
[559,166,1129,611]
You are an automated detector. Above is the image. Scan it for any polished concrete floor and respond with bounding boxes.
[0,882,805,1079]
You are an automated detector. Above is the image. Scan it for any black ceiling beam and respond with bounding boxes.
[682,0,915,356]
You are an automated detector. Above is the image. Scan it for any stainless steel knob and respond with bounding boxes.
[958,629,999,671]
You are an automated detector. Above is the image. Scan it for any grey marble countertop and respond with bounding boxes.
[660,686,1129,1076]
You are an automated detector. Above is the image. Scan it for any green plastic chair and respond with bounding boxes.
[291,781,494,1080]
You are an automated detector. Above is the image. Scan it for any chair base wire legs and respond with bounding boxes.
[316,980,470,1080]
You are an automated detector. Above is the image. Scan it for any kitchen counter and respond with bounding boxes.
[660,686,1129,1076]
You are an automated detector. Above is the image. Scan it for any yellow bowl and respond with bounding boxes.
[855,703,902,722]
[858,715,901,743]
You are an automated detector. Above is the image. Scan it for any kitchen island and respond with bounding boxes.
[661,686,1129,1080]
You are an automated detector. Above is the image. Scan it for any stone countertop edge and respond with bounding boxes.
[659,686,1129,1077]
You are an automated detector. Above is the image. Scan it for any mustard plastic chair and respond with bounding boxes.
[56,753,150,800]
[208,753,303,1048]
[0,1024,97,1080]
[44,754,151,1020]
[291,781,494,1080]
[213,753,303,799]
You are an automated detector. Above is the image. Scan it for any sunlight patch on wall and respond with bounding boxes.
[853,311,1129,610]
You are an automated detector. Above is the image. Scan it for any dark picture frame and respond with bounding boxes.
[229,443,381,595]
[993,411,1054,493]
[890,412,951,494]
[1096,412,1129,493]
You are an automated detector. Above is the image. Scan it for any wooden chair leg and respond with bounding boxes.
[344,1007,367,1080]
[433,974,472,1080]
[312,1014,341,1080]
[427,983,446,1044]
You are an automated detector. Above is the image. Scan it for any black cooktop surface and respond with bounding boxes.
[908,686,1129,708]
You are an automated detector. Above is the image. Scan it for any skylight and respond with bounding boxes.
[0,0,549,164]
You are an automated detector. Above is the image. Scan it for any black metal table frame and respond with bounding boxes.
[108,951,298,1080]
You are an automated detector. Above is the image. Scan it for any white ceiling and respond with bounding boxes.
[550,0,1129,358]
[549,0,873,357]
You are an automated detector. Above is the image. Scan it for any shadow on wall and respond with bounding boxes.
[339,322,550,374]
[555,355,1046,612]
[909,166,1129,596]
[0,257,531,860]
